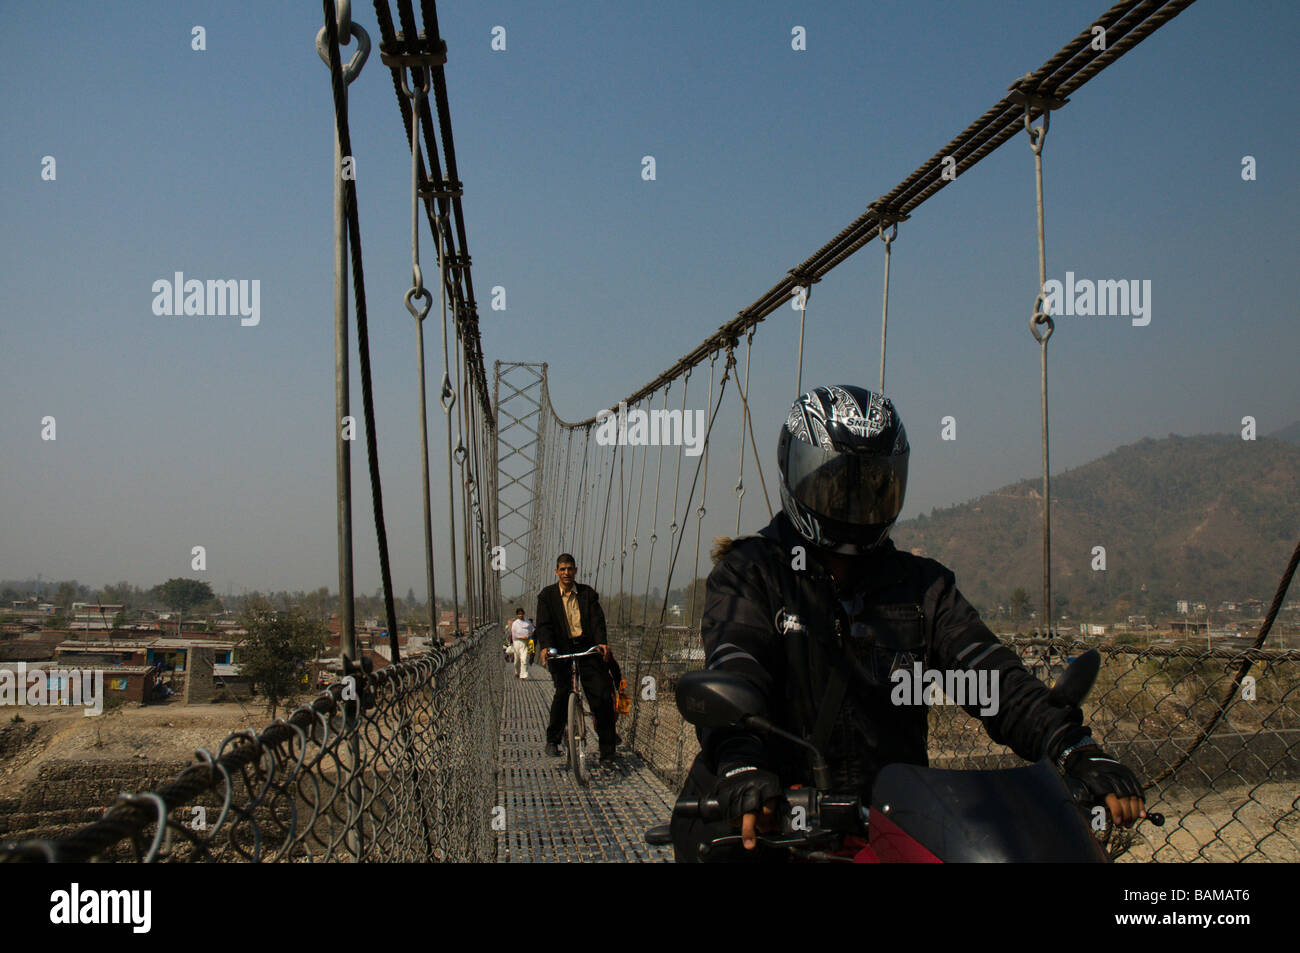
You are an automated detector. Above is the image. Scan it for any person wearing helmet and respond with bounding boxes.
[670,385,1145,862]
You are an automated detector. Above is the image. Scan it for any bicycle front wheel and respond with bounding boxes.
[567,691,588,784]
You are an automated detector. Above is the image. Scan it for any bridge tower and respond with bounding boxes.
[494,361,549,606]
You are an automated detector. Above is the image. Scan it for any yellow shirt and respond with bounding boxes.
[559,585,583,641]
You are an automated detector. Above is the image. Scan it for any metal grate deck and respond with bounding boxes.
[495,663,677,862]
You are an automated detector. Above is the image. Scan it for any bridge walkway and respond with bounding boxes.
[495,661,677,863]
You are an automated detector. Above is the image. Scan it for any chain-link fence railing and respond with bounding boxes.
[0,622,503,863]
[608,627,1300,863]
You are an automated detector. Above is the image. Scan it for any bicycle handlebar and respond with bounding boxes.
[546,646,604,661]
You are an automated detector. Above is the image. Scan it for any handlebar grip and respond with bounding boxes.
[1066,775,1165,827]
[672,796,725,822]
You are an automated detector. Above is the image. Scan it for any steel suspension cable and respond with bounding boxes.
[563,0,1196,420]
[455,325,475,628]
[400,62,440,642]
[655,353,735,632]
[317,6,368,665]
[558,426,574,558]
[734,332,752,533]
[1022,91,1059,636]
[666,370,691,574]
[733,328,774,520]
[876,217,900,394]
[641,387,670,627]
[435,207,461,637]
[574,429,591,571]
[628,410,649,620]
[594,441,618,591]
[794,283,810,397]
[688,352,718,627]
[617,437,628,626]
[320,2,401,658]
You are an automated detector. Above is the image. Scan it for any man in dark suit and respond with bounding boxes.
[536,553,620,761]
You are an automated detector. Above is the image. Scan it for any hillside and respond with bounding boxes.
[1270,420,1300,446]
[892,433,1300,621]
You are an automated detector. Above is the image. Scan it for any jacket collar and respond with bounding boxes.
[759,511,905,591]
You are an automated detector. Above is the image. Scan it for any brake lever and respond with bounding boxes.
[700,828,839,857]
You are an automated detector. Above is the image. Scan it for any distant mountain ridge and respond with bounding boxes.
[1270,420,1300,446]
[892,432,1300,620]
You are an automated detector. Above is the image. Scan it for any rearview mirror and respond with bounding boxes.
[675,671,766,728]
[1048,649,1100,708]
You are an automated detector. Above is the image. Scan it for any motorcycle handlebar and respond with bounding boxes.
[1065,775,1164,827]
[671,796,726,822]
[677,782,1164,830]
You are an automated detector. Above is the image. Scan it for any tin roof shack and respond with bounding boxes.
[143,638,237,670]
[0,640,56,663]
[54,641,151,668]
[213,663,253,700]
[68,603,125,632]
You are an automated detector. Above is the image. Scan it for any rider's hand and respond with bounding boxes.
[540,648,550,666]
[715,764,784,850]
[1063,745,1146,827]
[597,644,610,661]
[740,800,782,849]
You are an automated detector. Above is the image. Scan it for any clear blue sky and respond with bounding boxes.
[2,0,1296,597]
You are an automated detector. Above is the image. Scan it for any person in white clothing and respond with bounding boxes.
[508,607,535,679]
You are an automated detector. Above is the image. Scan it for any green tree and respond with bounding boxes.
[102,581,136,607]
[299,586,333,621]
[1010,588,1031,623]
[54,580,78,611]
[152,578,215,635]
[238,600,326,717]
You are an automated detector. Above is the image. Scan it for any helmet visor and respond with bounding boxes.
[783,439,908,527]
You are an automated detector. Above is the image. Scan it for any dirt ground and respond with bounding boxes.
[1117,781,1300,862]
[0,699,277,797]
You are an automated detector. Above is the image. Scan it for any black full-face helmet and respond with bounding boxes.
[777,385,909,554]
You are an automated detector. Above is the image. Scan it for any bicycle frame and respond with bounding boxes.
[547,646,603,783]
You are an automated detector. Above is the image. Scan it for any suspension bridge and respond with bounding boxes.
[2,0,1297,864]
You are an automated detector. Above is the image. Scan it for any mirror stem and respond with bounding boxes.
[743,715,833,790]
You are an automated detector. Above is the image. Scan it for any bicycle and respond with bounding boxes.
[545,645,604,784]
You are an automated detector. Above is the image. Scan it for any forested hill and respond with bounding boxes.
[891,432,1300,621]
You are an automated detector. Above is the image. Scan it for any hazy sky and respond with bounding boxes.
[2,1,1296,598]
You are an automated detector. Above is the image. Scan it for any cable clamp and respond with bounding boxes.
[868,200,909,244]
[379,35,448,68]
[1007,75,1069,112]
[420,179,464,199]
[1009,75,1068,150]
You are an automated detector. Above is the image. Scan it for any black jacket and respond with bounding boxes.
[534,582,607,653]
[689,512,1088,801]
